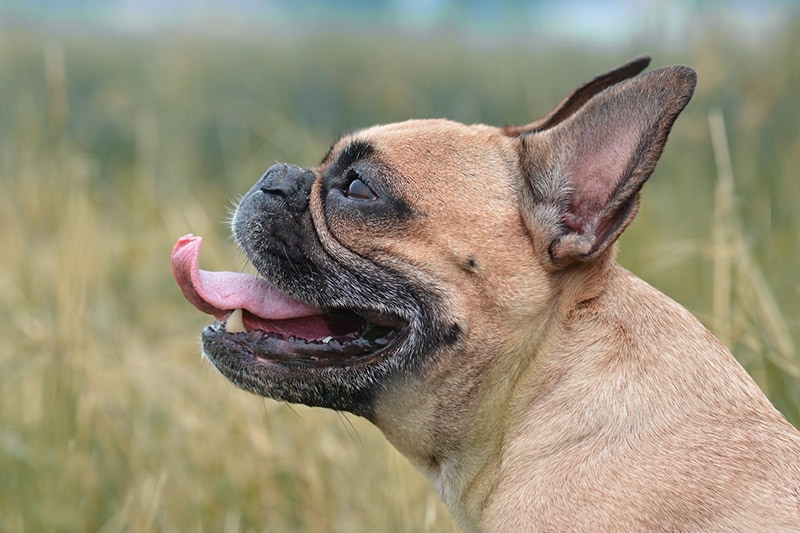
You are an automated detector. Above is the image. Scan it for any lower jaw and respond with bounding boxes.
[201,321,401,369]
[200,325,390,417]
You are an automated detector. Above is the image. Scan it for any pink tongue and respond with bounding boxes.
[170,234,323,321]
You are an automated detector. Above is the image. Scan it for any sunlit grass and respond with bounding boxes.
[1,25,798,531]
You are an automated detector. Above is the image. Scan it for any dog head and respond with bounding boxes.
[172,55,696,468]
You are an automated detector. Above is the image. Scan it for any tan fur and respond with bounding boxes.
[310,63,800,531]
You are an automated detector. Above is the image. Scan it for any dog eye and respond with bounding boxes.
[344,176,377,201]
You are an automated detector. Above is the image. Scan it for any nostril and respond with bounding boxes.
[253,164,313,203]
[257,164,292,196]
[261,183,287,196]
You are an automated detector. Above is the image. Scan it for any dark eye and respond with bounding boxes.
[344,174,377,201]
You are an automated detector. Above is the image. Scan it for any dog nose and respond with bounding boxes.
[258,163,310,197]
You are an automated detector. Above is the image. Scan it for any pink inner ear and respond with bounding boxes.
[535,65,696,265]
[566,130,637,235]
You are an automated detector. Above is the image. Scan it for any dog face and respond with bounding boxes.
[172,55,696,468]
[222,120,541,414]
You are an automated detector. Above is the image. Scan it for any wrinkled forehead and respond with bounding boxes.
[319,119,515,182]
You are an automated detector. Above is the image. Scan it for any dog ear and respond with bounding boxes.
[502,55,651,137]
[518,65,697,269]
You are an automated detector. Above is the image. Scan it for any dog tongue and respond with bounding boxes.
[171,234,323,321]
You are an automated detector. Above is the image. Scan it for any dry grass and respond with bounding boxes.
[0,118,457,533]
[1,25,798,531]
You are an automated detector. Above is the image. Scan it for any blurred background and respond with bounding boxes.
[1,1,798,531]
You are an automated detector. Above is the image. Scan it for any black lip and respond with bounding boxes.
[201,312,406,370]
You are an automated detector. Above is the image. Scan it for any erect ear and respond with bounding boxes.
[502,55,651,137]
[518,65,697,269]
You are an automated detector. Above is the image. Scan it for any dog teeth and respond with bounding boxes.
[226,308,246,333]
[321,336,333,344]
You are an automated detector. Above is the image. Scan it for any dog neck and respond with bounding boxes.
[447,259,623,528]
[469,263,781,530]
[383,259,778,531]
[376,257,622,529]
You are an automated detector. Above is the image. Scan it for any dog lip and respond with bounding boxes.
[353,307,407,330]
[202,312,405,369]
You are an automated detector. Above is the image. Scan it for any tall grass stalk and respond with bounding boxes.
[708,109,800,422]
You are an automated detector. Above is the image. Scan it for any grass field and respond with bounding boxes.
[1,23,798,531]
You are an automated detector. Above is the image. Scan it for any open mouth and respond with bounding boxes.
[171,235,404,367]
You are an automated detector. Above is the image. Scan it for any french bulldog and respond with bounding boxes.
[172,56,800,531]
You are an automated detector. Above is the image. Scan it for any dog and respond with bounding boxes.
[172,56,800,531]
